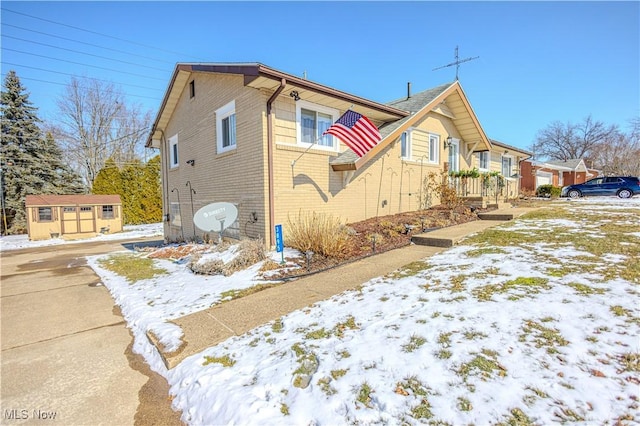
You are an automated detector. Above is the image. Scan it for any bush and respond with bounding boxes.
[188,238,266,276]
[285,211,353,259]
[536,184,562,198]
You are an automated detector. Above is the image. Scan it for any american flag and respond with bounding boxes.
[323,110,382,157]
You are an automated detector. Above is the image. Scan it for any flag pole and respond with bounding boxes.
[291,135,323,167]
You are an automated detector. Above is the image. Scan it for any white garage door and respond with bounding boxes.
[536,172,552,187]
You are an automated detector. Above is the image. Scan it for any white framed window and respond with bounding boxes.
[216,100,237,154]
[428,134,440,164]
[296,100,338,150]
[401,131,411,159]
[169,134,179,168]
[501,155,513,177]
[478,151,489,170]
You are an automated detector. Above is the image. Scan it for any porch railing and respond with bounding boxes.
[449,176,514,203]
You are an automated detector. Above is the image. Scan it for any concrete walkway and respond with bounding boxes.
[155,207,538,369]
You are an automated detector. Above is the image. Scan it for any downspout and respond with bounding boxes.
[157,129,170,239]
[266,78,286,247]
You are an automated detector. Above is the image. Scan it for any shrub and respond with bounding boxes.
[285,211,353,259]
[188,238,266,276]
[536,184,561,198]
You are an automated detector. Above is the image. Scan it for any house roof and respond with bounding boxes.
[146,62,410,148]
[331,81,494,171]
[25,194,121,207]
[489,139,533,157]
[545,159,588,171]
[147,62,497,171]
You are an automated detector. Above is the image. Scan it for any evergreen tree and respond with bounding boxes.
[92,155,161,225]
[92,158,123,196]
[1,71,86,234]
[1,71,47,234]
[141,155,162,223]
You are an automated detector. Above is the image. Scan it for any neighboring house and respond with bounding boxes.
[25,194,123,240]
[146,62,521,246]
[521,158,599,191]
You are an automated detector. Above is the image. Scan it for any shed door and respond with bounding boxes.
[61,207,79,234]
[78,206,96,233]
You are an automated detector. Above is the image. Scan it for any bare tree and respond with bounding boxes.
[590,118,640,176]
[530,116,617,162]
[51,76,150,188]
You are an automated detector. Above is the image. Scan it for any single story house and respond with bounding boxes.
[520,158,599,191]
[25,194,123,240]
[146,62,525,246]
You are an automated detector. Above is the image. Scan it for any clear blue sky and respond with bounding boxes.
[1,1,638,151]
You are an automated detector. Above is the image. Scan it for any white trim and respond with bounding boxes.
[216,100,236,154]
[168,134,179,169]
[295,100,339,152]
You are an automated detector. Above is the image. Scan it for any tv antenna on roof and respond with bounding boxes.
[432,46,479,80]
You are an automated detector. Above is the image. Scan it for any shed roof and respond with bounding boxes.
[25,194,121,207]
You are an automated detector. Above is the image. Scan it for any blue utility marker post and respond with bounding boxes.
[274,224,284,264]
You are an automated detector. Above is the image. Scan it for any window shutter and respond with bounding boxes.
[115,205,119,219]
[98,206,103,219]
[31,207,37,222]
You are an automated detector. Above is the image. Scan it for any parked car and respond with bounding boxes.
[561,176,640,199]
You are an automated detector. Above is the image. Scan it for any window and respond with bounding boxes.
[478,152,489,170]
[189,80,195,98]
[401,131,410,159]
[296,101,338,149]
[216,100,236,154]
[38,207,52,222]
[448,139,460,172]
[63,207,75,213]
[80,206,92,212]
[102,205,114,219]
[169,134,179,168]
[501,156,513,177]
[428,134,440,164]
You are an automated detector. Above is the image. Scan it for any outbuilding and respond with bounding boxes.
[25,194,123,240]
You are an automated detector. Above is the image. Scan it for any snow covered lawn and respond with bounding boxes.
[89,197,639,425]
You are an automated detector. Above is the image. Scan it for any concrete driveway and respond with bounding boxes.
[1,239,182,425]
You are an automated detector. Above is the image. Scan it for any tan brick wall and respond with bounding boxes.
[162,73,268,242]
[269,106,456,230]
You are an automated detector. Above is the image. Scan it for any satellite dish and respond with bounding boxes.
[193,202,238,232]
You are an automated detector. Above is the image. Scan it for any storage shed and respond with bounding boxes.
[25,194,123,240]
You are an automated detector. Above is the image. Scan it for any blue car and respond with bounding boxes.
[561,176,640,199]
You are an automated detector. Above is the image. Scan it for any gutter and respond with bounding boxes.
[266,78,286,247]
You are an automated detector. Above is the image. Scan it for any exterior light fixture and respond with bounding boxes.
[444,136,453,150]
[289,90,300,101]
[186,159,195,166]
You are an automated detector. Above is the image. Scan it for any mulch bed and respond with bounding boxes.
[271,205,481,279]
[141,205,484,279]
